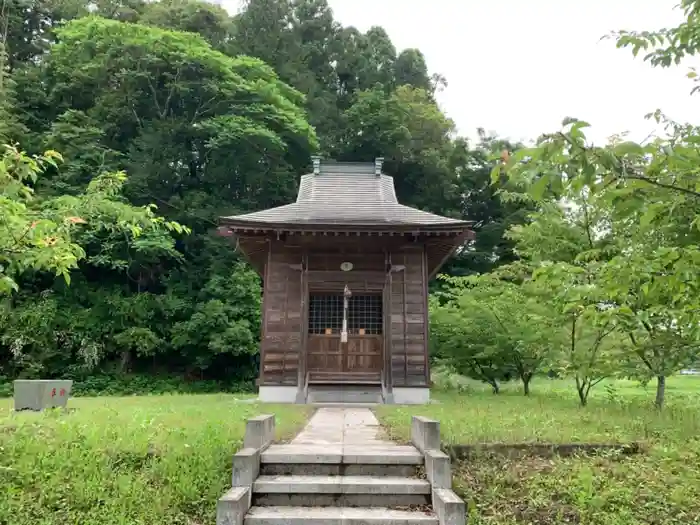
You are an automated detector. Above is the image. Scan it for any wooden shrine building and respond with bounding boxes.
[218,157,474,404]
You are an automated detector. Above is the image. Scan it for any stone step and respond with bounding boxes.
[253,492,430,507]
[252,475,431,507]
[254,475,431,494]
[244,506,438,525]
[260,463,420,477]
[306,385,383,404]
[260,444,423,465]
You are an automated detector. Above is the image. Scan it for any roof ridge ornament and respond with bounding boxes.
[312,155,321,175]
[374,157,384,177]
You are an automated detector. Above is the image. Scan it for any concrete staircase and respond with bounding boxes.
[216,410,465,525]
[245,442,432,523]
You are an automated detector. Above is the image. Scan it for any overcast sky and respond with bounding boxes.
[224,0,700,145]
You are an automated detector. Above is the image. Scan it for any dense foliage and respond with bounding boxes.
[0,0,527,392]
[2,0,698,405]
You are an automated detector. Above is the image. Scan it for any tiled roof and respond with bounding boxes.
[221,161,470,228]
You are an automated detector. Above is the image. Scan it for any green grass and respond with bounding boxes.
[379,376,700,444]
[0,394,311,525]
[378,376,700,525]
[4,379,699,525]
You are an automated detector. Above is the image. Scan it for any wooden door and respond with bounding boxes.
[346,335,382,373]
[307,335,382,372]
[307,334,342,372]
[306,292,383,382]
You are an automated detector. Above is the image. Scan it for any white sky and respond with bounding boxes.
[224,0,700,145]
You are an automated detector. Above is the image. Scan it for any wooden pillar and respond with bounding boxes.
[297,252,309,390]
[258,239,272,385]
[383,250,393,394]
[422,243,430,386]
[402,251,408,383]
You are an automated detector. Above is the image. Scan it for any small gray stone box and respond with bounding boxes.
[243,414,275,451]
[425,449,451,489]
[433,488,466,525]
[411,416,440,453]
[232,447,261,488]
[216,486,250,525]
[13,380,73,411]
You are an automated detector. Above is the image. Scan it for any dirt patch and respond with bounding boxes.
[446,441,642,460]
[453,454,584,524]
[374,420,395,442]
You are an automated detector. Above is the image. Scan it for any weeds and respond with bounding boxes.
[378,376,700,524]
[0,394,310,525]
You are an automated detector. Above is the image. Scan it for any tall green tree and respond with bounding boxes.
[339,85,458,212]
[139,0,235,53]
[443,133,532,276]
[1,14,320,383]
[44,16,316,211]
[498,116,700,408]
[393,49,432,91]
[504,194,623,406]
[433,273,558,395]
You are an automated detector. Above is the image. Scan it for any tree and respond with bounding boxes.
[170,264,261,376]
[434,273,558,395]
[614,0,700,86]
[1,0,56,70]
[45,16,317,210]
[393,49,432,92]
[602,247,700,408]
[442,133,532,277]
[0,146,84,293]
[0,4,28,144]
[139,0,235,53]
[288,0,342,144]
[498,117,700,408]
[431,295,510,394]
[233,0,302,88]
[340,84,459,215]
[530,260,620,407]
[502,188,624,406]
[0,143,187,292]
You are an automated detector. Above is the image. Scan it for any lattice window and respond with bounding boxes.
[309,294,343,334]
[309,294,383,335]
[349,295,383,335]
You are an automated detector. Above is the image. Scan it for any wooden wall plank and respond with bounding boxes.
[388,245,428,387]
[260,242,303,385]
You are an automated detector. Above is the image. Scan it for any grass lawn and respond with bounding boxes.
[377,376,700,525]
[0,393,311,525]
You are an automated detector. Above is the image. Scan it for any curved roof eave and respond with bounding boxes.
[218,217,474,232]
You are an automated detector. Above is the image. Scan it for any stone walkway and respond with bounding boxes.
[261,407,422,464]
[291,407,390,446]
